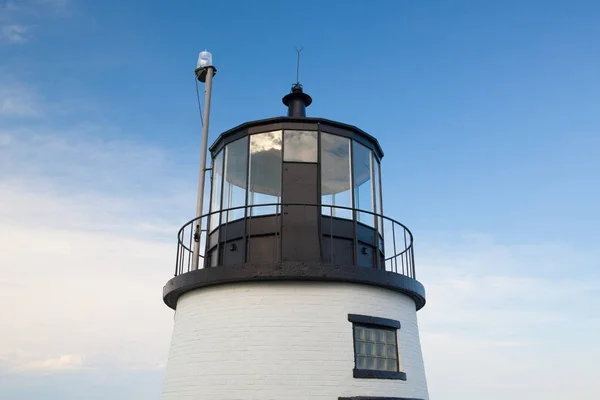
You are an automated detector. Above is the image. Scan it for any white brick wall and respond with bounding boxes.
[162,281,429,400]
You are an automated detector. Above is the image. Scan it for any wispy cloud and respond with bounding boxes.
[0,24,30,43]
[0,0,70,44]
[417,232,600,400]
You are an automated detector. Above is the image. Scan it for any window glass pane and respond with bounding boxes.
[377,358,387,370]
[209,151,224,230]
[367,328,376,342]
[283,130,317,162]
[366,343,375,355]
[376,343,385,356]
[248,131,282,216]
[353,141,374,226]
[355,326,365,340]
[222,137,248,222]
[387,360,397,371]
[385,330,395,343]
[321,133,352,219]
[386,344,396,358]
[356,342,366,355]
[367,357,377,369]
[357,357,367,369]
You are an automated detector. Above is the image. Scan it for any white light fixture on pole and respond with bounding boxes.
[191,50,217,270]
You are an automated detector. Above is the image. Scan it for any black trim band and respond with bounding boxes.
[348,314,401,329]
[340,397,424,400]
[353,369,407,380]
[163,262,426,310]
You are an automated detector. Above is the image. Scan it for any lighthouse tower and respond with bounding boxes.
[161,81,430,400]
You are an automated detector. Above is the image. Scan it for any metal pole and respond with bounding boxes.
[192,66,215,270]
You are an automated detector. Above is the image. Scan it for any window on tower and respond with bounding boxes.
[348,314,406,380]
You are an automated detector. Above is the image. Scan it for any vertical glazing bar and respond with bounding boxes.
[243,134,251,263]
[349,142,358,266]
[377,156,384,239]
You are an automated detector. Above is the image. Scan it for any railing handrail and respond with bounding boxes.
[175,203,415,276]
[177,202,413,249]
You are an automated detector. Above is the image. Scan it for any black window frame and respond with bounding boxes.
[348,314,407,381]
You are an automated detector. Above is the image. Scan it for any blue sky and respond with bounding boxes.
[1,0,599,399]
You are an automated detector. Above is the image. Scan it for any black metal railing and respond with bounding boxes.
[174,203,416,279]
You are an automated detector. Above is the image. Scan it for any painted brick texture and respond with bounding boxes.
[162,281,429,400]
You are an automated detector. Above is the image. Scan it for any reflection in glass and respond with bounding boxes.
[248,131,282,216]
[209,150,224,230]
[222,137,248,222]
[353,141,374,226]
[283,130,318,162]
[321,133,352,219]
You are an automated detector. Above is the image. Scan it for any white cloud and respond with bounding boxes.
[0,24,29,43]
[26,355,85,372]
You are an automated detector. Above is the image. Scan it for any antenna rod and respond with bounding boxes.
[295,47,303,84]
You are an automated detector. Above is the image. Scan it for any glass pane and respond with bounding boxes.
[367,357,377,369]
[209,151,224,230]
[321,133,352,219]
[222,137,248,222]
[387,359,398,371]
[356,342,366,355]
[355,326,365,340]
[367,328,376,342]
[283,130,317,162]
[375,329,384,342]
[366,343,375,356]
[376,344,385,356]
[373,157,383,232]
[377,358,386,370]
[248,131,282,216]
[352,141,374,226]
[385,330,395,343]
[357,356,367,369]
[386,344,397,358]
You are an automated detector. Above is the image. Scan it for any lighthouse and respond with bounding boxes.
[161,58,430,400]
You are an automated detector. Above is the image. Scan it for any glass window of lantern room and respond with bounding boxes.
[283,130,318,162]
[352,141,375,227]
[248,131,282,216]
[209,150,224,230]
[222,137,248,222]
[321,133,352,219]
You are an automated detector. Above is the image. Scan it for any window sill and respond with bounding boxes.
[353,369,407,380]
